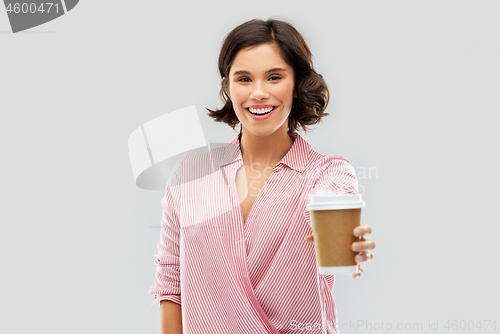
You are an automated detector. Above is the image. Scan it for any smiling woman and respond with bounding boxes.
[227,43,296,136]
[149,18,376,334]
[206,18,330,133]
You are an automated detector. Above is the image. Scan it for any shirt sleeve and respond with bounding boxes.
[148,157,185,308]
[303,155,359,229]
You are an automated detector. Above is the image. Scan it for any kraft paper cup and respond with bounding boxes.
[306,189,366,275]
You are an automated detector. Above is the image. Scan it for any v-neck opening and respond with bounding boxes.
[236,163,274,226]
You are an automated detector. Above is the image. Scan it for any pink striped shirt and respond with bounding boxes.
[149,131,359,334]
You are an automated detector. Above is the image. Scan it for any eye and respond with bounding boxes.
[269,76,281,81]
[238,77,251,82]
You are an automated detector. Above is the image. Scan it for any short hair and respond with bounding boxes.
[206,18,330,133]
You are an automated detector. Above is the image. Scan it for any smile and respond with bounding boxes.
[247,106,276,115]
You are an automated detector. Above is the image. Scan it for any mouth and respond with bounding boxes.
[246,106,276,116]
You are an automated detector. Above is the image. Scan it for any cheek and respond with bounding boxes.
[275,82,295,102]
[229,85,247,102]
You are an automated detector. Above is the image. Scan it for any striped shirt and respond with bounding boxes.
[149,131,359,334]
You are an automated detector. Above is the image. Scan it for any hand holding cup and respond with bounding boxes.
[305,190,374,279]
[305,224,375,278]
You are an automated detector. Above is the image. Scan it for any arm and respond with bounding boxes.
[303,156,375,278]
[160,300,182,334]
[149,157,185,329]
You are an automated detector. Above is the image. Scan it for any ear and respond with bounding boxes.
[293,90,298,99]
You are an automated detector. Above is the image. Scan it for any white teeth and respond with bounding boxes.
[248,107,274,114]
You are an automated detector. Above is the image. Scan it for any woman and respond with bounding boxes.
[150,18,376,334]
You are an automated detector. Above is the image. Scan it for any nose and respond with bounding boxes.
[250,81,269,100]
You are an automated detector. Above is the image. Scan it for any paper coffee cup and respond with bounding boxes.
[306,189,366,274]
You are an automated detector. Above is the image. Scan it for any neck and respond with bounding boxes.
[239,126,294,171]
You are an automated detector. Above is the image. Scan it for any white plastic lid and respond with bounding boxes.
[306,189,366,211]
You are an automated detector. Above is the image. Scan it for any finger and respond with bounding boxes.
[353,225,372,237]
[304,234,314,243]
[352,240,376,252]
[355,251,374,263]
[353,263,363,279]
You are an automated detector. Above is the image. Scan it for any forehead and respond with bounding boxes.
[230,43,292,74]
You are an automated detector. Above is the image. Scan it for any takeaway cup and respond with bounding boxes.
[306,189,366,274]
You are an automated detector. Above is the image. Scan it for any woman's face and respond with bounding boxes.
[227,43,296,137]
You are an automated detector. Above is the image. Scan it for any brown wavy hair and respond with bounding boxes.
[206,18,330,133]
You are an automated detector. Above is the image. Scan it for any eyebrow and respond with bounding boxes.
[232,67,287,76]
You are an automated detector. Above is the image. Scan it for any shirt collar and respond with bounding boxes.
[219,132,311,174]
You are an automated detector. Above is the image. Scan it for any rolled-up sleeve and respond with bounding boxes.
[303,155,359,228]
[148,158,184,308]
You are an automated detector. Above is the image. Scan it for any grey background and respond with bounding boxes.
[1,1,499,333]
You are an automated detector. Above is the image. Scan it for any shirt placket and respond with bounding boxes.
[223,160,281,334]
